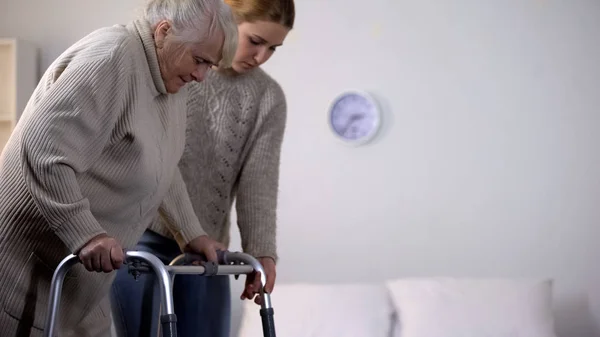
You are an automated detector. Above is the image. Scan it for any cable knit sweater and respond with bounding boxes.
[0,19,206,336]
[148,67,287,261]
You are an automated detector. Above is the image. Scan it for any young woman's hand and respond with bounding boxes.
[78,234,125,272]
[186,235,227,262]
[241,256,276,305]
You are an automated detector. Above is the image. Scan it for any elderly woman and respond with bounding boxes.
[0,0,237,336]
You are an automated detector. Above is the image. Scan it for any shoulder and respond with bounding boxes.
[250,68,287,124]
[46,23,141,78]
[186,68,287,117]
[223,68,287,117]
[242,68,286,107]
[196,68,285,101]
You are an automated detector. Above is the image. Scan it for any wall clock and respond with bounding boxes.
[328,90,382,146]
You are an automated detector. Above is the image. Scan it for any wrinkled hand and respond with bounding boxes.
[241,257,276,305]
[78,234,124,273]
[186,235,226,262]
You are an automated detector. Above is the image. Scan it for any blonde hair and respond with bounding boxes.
[224,0,295,29]
[143,0,238,68]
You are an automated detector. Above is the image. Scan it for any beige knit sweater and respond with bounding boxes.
[148,67,287,261]
[0,19,206,336]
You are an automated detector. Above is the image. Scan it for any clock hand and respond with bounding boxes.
[341,114,364,134]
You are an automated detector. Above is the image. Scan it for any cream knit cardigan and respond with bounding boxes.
[0,19,205,336]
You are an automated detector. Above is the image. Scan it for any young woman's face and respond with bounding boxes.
[231,20,290,73]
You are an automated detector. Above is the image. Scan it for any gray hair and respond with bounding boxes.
[143,0,238,68]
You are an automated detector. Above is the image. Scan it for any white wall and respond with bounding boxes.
[2,0,600,336]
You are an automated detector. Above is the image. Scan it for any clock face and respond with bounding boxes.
[329,91,380,144]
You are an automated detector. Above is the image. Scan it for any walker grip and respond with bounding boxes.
[183,249,229,265]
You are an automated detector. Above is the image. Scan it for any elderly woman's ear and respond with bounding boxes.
[153,20,172,49]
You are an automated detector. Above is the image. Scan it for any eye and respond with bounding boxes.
[249,37,261,45]
[194,57,208,65]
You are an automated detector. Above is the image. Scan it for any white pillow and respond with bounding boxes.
[237,282,394,337]
[386,278,557,337]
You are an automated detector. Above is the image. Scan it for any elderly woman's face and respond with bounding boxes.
[154,21,224,93]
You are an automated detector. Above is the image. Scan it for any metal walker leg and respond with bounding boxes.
[42,251,177,337]
[168,251,277,337]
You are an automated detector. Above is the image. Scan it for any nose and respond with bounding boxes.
[191,63,210,82]
[253,48,272,66]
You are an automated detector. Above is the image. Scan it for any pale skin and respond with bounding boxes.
[229,20,290,74]
[78,20,227,272]
[154,20,224,94]
[220,19,291,305]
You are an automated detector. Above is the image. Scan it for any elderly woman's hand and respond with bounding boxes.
[241,256,276,305]
[78,234,125,272]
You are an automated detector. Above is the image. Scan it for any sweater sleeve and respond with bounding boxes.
[20,52,130,254]
[158,168,208,249]
[235,85,287,262]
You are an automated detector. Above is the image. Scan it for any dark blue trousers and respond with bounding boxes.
[110,230,231,337]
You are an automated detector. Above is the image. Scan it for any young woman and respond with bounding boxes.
[110,1,295,336]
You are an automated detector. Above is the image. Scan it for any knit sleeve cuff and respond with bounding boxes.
[54,210,107,254]
[238,211,278,262]
[170,216,208,249]
[244,243,278,264]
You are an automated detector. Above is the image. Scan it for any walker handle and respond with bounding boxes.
[43,251,177,337]
[170,251,277,337]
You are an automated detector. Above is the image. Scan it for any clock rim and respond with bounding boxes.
[327,89,382,146]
